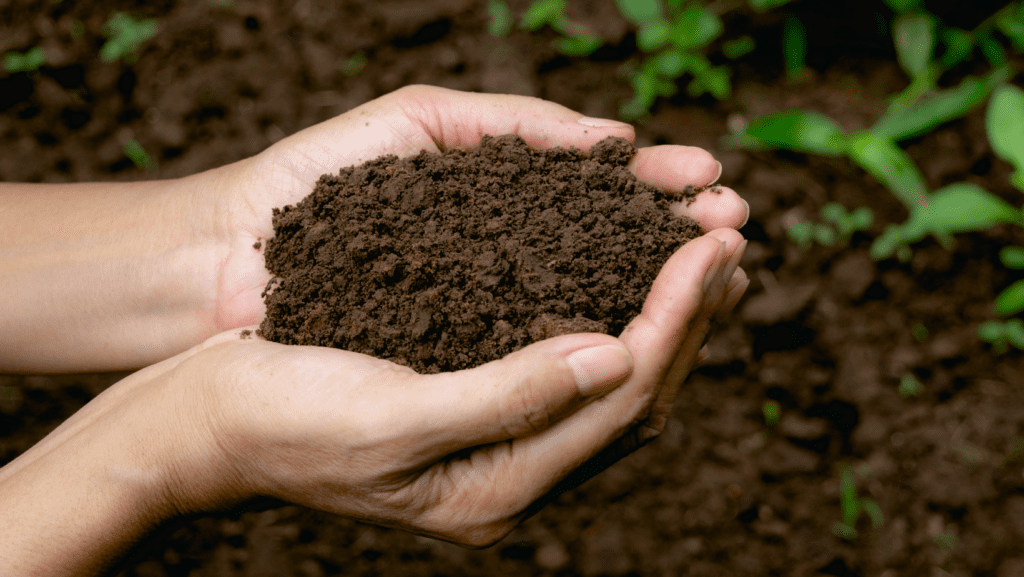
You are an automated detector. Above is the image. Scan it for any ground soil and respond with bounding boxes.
[257,134,701,373]
[3,0,1024,576]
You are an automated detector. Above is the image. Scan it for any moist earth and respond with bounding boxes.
[257,135,702,373]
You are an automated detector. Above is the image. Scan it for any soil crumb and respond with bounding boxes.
[258,135,702,373]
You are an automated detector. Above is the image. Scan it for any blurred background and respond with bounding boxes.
[2,0,1024,575]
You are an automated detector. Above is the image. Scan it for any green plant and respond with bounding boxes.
[124,140,157,171]
[616,0,732,119]
[340,51,368,76]
[911,323,929,342]
[832,464,884,540]
[782,15,806,82]
[898,372,924,397]
[488,0,514,37]
[762,399,782,427]
[3,46,47,73]
[100,12,160,64]
[786,202,874,249]
[518,0,603,57]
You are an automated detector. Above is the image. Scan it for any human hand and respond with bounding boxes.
[204,84,749,332]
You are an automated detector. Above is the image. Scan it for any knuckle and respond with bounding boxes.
[499,371,555,438]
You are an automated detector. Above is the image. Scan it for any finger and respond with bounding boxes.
[627,145,720,191]
[417,333,634,451]
[391,85,636,153]
[470,234,735,504]
[669,185,750,231]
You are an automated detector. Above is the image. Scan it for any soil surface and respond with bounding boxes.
[257,134,701,372]
[3,0,1024,576]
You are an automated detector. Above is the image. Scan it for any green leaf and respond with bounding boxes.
[851,207,874,229]
[987,84,1024,172]
[553,34,603,56]
[703,65,732,100]
[3,46,47,72]
[997,4,1024,50]
[978,320,1006,341]
[668,7,722,49]
[940,27,973,69]
[123,139,157,171]
[615,0,663,26]
[814,224,838,246]
[100,12,160,63]
[899,373,924,397]
[832,521,858,540]
[787,220,814,245]
[883,0,922,13]
[1008,318,1024,348]
[637,19,671,51]
[723,35,755,59]
[980,34,1006,67]
[520,0,566,31]
[746,111,849,157]
[653,47,689,76]
[893,12,935,80]
[906,183,1020,241]
[861,498,885,529]
[782,16,806,81]
[748,0,793,12]
[763,399,781,427]
[847,131,929,211]
[1000,246,1024,269]
[487,0,514,37]
[340,51,368,76]
[839,466,859,526]
[821,202,847,224]
[995,280,1024,316]
[872,73,999,141]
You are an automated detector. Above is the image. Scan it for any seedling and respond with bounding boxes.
[616,0,731,119]
[786,202,873,249]
[911,323,929,342]
[831,464,884,540]
[124,140,157,171]
[986,84,1024,192]
[518,0,603,57]
[488,0,514,38]
[762,399,782,427]
[340,51,368,77]
[100,12,160,64]
[3,46,47,73]
[782,15,806,82]
[898,373,924,397]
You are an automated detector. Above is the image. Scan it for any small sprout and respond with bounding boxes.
[723,36,755,59]
[101,12,160,64]
[832,464,883,540]
[782,15,807,82]
[763,400,782,427]
[911,323,929,342]
[898,373,924,397]
[933,532,957,554]
[340,51,368,76]
[124,140,157,171]
[3,46,47,73]
[520,0,567,32]
[553,34,603,57]
[488,0,514,37]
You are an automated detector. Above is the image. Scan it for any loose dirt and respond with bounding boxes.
[258,134,701,373]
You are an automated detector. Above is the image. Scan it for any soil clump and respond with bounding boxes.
[258,134,702,373]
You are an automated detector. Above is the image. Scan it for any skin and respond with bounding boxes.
[0,85,749,575]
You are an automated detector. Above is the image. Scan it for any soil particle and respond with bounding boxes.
[258,135,702,373]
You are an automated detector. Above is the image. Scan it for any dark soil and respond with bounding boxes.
[257,134,701,373]
[4,0,1024,576]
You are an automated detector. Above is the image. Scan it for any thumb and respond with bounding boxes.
[417,334,634,451]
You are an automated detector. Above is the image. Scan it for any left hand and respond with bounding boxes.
[202,84,749,331]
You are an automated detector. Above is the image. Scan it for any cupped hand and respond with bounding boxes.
[97,231,741,551]
[205,84,749,331]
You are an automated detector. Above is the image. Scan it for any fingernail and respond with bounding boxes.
[721,278,750,315]
[711,160,723,185]
[703,241,727,292]
[739,199,750,228]
[697,345,711,365]
[578,116,633,129]
[567,344,634,396]
[722,240,748,286]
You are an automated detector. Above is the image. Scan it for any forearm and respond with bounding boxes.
[0,174,229,372]
[0,397,176,576]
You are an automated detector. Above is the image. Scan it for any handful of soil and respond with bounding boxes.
[258,134,702,373]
